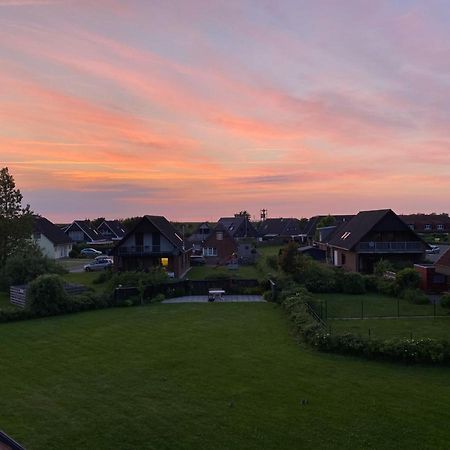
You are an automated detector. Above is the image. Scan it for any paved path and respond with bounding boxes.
[162,295,265,304]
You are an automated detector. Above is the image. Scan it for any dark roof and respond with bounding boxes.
[100,220,126,238]
[217,216,258,238]
[400,214,450,226]
[258,218,304,237]
[65,220,103,242]
[303,215,354,237]
[327,209,419,250]
[436,248,450,268]
[144,215,184,250]
[33,217,72,245]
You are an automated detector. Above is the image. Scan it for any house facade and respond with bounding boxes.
[33,216,73,259]
[400,214,450,233]
[64,220,103,243]
[217,215,258,239]
[187,222,213,254]
[111,215,190,278]
[202,225,237,265]
[326,209,428,273]
[97,220,126,241]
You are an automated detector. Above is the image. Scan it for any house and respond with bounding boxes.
[97,220,126,241]
[32,216,73,259]
[64,220,103,243]
[400,214,450,233]
[187,222,213,254]
[202,224,238,265]
[111,215,190,278]
[217,215,258,239]
[325,209,428,273]
[435,248,450,279]
[258,218,306,242]
[303,214,354,244]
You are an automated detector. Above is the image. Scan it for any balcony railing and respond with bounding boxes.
[117,245,165,255]
[358,241,423,253]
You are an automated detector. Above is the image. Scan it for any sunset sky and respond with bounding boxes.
[1,0,449,222]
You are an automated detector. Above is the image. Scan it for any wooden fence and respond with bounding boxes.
[10,284,87,309]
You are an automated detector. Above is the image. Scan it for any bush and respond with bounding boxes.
[402,288,429,305]
[93,270,113,284]
[151,293,165,303]
[373,259,394,277]
[69,292,111,311]
[440,294,450,309]
[395,268,420,292]
[265,255,278,271]
[363,275,378,292]
[1,251,67,289]
[341,272,366,294]
[27,274,69,315]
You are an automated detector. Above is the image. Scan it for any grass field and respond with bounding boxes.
[330,317,450,340]
[1,303,450,449]
[314,292,450,319]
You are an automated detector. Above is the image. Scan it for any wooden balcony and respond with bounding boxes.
[117,245,168,256]
[357,241,423,253]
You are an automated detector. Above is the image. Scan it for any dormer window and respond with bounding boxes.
[425,224,432,231]
[437,224,444,231]
[216,231,223,240]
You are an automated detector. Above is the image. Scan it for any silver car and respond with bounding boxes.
[84,258,113,272]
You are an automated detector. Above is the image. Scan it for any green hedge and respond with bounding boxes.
[281,290,450,364]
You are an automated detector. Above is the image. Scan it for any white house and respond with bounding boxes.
[33,216,73,259]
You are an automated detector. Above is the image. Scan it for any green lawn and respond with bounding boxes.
[330,317,450,340]
[0,290,18,311]
[62,271,106,292]
[56,258,91,271]
[314,292,450,319]
[1,303,450,449]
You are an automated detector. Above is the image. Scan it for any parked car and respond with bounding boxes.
[80,248,103,257]
[426,245,440,254]
[84,258,113,272]
[190,255,206,266]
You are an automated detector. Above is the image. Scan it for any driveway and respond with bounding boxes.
[163,295,265,304]
[426,244,449,264]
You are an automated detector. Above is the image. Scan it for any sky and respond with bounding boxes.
[1,0,450,222]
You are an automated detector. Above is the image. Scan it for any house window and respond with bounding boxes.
[204,248,217,256]
[160,257,169,267]
[216,231,223,240]
[437,224,444,231]
[425,224,432,231]
[408,224,415,230]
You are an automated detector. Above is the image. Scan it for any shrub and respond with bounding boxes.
[265,255,278,271]
[204,272,234,280]
[440,294,450,309]
[300,264,336,293]
[395,268,420,291]
[341,272,366,294]
[402,288,429,305]
[151,293,165,303]
[373,259,394,277]
[363,275,378,292]
[27,274,69,315]
[1,252,67,289]
[93,270,113,284]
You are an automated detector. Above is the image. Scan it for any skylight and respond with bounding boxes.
[341,231,351,240]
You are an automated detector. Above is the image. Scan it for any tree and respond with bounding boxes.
[0,167,33,267]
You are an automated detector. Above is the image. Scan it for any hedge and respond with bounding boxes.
[281,290,450,364]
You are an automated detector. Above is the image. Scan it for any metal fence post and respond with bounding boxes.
[434,300,436,318]
[325,300,328,320]
[397,298,400,318]
[361,299,364,319]
[320,301,323,319]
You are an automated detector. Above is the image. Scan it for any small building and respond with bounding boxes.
[64,220,104,243]
[326,209,428,273]
[97,220,126,241]
[111,215,190,278]
[33,216,73,259]
[258,217,306,242]
[400,214,450,233]
[202,224,238,265]
[216,215,258,239]
[414,264,448,293]
[435,248,450,278]
[187,222,213,254]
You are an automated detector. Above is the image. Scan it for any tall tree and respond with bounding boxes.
[0,167,33,267]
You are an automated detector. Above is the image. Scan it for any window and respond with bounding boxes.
[216,231,223,240]
[408,224,415,230]
[437,224,444,231]
[160,257,169,267]
[341,231,351,240]
[425,224,432,231]
[204,247,217,256]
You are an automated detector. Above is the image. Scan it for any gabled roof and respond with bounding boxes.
[303,215,354,237]
[113,215,185,253]
[327,209,419,251]
[33,216,72,245]
[99,220,126,238]
[217,216,257,237]
[435,248,450,268]
[65,220,103,242]
[145,215,184,250]
[258,218,304,236]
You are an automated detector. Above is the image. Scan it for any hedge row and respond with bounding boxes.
[281,289,450,364]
